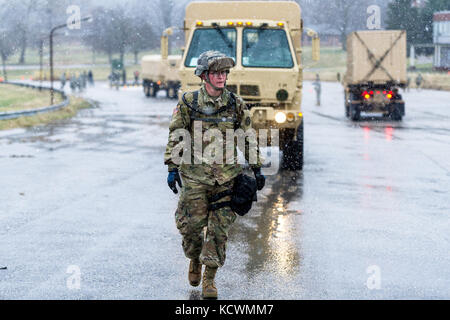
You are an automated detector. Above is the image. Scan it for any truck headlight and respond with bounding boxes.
[275,112,286,123]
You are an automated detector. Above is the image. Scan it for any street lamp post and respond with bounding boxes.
[49,16,92,104]
[39,39,43,89]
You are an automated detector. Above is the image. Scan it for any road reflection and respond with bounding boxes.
[231,170,304,280]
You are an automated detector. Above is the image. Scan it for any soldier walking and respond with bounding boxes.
[60,72,66,90]
[313,73,321,106]
[416,73,423,91]
[70,73,76,93]
[164,51,265,299]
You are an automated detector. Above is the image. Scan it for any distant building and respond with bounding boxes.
[433,11,450,70]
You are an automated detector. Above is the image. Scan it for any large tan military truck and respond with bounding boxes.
[180,1,318,170]
[344,30,407,121]
[141,28,181,99]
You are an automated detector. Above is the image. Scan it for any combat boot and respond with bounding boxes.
[202,266,218,299]
[188,258,202,287]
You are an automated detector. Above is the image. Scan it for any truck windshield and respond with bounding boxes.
[242,28,293,68]
[185,28,236,67]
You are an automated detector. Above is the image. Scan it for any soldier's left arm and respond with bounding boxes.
[235,95,263,169]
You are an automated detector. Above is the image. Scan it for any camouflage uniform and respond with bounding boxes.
[165,84,263,268]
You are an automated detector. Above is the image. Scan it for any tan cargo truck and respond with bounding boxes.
[180,1,319,170]
[141,28,181,99]
[344,30,407,121]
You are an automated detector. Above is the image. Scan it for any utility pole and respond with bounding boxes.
[39,39,43,88]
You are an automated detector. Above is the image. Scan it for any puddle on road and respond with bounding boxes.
[232,170,304,280]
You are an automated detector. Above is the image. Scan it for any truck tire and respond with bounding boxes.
[149,82,158,97]
[350,104,361,121]
[281,122,304,171]
[390,107,402,121]
[167,86,177,99]
[345,91,350,117]
[144,83,151,97]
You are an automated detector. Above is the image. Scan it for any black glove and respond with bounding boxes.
[252,167,265,191]
[167,169,183,194]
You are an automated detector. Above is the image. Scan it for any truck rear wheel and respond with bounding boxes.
[390,107,402,121]
[144,83,151,97]
[149,83,158,97]
[167,86,177,99]
[350,104,361,121]
[345,91,350,117]
[281,122,304,171]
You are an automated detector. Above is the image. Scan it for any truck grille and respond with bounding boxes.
[240,85,260,96]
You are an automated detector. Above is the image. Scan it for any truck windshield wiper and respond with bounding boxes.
[212,23,234,49]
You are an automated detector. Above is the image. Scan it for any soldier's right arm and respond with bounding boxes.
[164,94,192,171]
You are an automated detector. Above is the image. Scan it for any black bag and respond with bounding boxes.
[208,174,257,216]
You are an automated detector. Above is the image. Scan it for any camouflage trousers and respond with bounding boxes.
[175,174,236,268]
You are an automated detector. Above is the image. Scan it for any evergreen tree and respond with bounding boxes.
[420,0,450,44]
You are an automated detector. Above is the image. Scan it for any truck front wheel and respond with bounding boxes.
[281,122,304,171]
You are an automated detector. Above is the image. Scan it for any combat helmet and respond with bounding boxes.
[195,51,235,91]
[195,51,235,75]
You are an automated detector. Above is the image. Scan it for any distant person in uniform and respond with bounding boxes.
[415,73,423,91]
[82,71,87,89]
[134,70,140,85]
[313,73,321,106]
[406,76,411,92]
[88,70,94,86]
[76,74,83,92]
[70,73,76,93]
[60,72,66,90]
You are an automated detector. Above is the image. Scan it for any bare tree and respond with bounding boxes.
[298,0,372,50]
[14,0,39,64]
[0,6,19,80]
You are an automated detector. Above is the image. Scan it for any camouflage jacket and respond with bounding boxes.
[164,84,263,186]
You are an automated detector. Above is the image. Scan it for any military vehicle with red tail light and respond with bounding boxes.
[344,30,407,121]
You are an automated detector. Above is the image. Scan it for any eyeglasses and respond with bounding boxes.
[209,70,229,77]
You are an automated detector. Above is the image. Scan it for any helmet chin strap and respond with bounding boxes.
[204,71,226,92]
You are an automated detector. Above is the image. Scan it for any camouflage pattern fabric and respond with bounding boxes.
[164,84,263,186]
[175,174,236,268]
[166,83,263,270]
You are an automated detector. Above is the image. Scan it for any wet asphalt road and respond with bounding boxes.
[0,81,449,299]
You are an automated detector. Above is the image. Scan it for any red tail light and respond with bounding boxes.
[362,90,372,100]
